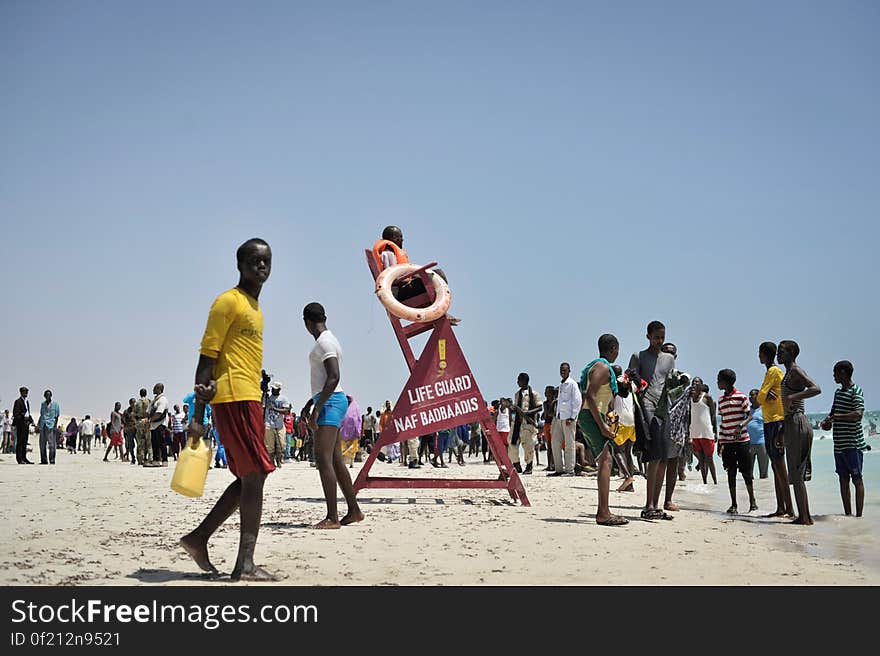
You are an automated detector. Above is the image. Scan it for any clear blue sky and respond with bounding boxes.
[2,1,878,418]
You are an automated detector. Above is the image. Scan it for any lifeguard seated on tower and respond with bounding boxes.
[372,225,460,325]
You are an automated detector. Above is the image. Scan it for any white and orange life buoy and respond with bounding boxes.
[375,263,451,323]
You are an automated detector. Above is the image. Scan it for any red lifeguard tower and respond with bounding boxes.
[352,251,530,506]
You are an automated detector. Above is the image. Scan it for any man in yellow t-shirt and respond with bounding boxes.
[757,341,794,518]
[179,238,278,582]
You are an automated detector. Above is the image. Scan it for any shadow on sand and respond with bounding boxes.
[262,521,312,530]
[127,568,227,584]
[285,496,515,506]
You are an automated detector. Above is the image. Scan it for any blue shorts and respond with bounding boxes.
[312,392,349,428]
[834,448,864,481]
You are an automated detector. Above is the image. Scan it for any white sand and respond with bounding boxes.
[1,450,876,585]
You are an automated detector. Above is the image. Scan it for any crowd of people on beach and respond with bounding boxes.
[3,228,873,580]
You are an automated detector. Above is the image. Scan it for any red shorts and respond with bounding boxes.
[691,438,715,456]
[498,431,510,444]
[109,432,123,447]
[212,401,275,478]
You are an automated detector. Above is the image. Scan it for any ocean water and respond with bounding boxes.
[679,416,880,575]
[802,424,878,516]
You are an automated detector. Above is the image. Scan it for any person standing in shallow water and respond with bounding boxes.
[821,360,867,518]
[777,340,821,526]
[304,302,364,529]
[180,238,278,581]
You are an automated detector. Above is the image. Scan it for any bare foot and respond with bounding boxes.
[231,565,279,582]
[180,534,219,574]
[340,509,364,526]
[764,511,787,518]
[790,517,814,525]
[664,503,680,511]
[616,477,635,493]
[313,518,341,529]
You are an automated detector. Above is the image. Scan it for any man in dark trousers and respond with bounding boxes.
[13,387,35,464]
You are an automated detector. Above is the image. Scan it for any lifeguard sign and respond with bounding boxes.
[353,250,530,505]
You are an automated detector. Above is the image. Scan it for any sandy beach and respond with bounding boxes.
[1,448,877,587]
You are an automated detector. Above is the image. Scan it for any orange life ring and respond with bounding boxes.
[372,240,410,270]
[375,263,451,323]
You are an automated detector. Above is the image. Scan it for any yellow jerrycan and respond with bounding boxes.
[171,438,212,497]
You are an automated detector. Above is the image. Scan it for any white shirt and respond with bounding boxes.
[2,415,11,432]
[381,250,397,269]
[556,376,582,420]
[80,419,95,436]
[613,393,635,427]
[364,414,378,432]
[309,330,344,397]
[496,408,510,433]
[149,394,169,430]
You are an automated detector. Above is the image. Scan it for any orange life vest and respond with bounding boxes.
[372,239,409,270]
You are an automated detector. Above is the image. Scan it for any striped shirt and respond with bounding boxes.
[718,388,750,443]
[830,384,866,453]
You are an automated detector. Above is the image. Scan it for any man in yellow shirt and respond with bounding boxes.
[757,341,794,518]
[179,238,277,582]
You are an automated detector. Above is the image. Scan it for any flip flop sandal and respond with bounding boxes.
[644,509,674,520]
[597,515,629,527]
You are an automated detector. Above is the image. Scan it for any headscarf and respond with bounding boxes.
[65,418,78,436]
[580,358,619,395]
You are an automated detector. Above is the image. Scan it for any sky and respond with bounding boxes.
[2,1,878,418]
